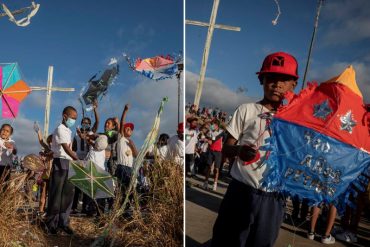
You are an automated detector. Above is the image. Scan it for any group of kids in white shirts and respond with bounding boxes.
[0,102,139,235]
[0,99,185,236]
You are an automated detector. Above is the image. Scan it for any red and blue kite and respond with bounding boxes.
[262,66,370,210]
[126,54,179,81]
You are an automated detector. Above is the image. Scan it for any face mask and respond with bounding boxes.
[81,123,90,130]
[106,130,114,138]
[210,124,215,131]
[65,118,76,128]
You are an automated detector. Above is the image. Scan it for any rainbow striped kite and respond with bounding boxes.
[0,63,31,118]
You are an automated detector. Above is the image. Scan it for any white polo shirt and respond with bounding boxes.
[166,135,184,166]
[116,134,134,167]
[85,149,106,171]
[227,103,272,189]
[51,124,73,160]
[185,127,198,154]
[0,138,16,166]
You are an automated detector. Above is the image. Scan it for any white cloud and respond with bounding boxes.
[185,56,195,68]
[185,71,255,114]
[7,115,41,157]
[322,0,370,45]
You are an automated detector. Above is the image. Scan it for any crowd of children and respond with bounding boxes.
[0,98,183,236]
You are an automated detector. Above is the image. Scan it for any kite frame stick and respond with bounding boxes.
[301,0,324,90]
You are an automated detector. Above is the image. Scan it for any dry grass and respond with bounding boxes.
[100,160,184,247]
[0,160,183,247]
[0,172,47,247]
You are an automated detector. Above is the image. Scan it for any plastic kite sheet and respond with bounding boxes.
[0,63,31,118]
[261,66,370,212]
[80,62,119,111]
[0,1,40,27]
[68,160,115,199]
[126,54,179,81]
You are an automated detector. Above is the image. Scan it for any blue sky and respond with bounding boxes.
[186,0,370,113]
[0,0,183,155]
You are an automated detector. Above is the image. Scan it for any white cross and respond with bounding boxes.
[186,0,240,109]
[30,66,75,139]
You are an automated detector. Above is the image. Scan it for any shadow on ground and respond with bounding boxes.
[186,186,222,214]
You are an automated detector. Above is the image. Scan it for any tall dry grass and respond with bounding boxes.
[99,160,183,247]
[0,172,47,247]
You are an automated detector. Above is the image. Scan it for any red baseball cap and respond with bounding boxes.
[123,122,134,131]
[177,122,184,133]
[256,52,299,79]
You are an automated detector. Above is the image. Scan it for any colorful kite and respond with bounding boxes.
[125,54,180,81]
[80,61,119,112]
[262,66,370,211]
[0,63,31,118]
[68,160,115,199]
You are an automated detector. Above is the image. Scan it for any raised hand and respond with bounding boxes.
[93,99,98,109]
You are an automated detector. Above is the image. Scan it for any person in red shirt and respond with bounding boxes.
[203,120,226,191]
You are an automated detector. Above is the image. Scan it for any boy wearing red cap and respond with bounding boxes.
[211,52,298,247]
[115,104,138,196]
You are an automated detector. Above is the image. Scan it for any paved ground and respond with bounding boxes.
[185,174,370,247]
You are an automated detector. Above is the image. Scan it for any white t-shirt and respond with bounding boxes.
[209,129,223,140]
[51,124,73,160]
[166,135,184,166]
[0,138,16,166]
[154,145,168,160]
[147,144,168,163]
[116,134,134,167]
[185,127,198,154]
[227,103,272,189]
[85,149,106,171]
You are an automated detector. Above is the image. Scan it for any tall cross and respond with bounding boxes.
[30,66,75,139]
[186,0,240,109]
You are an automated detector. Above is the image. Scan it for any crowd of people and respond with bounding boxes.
[186,52,370,246]
[0,100,184,236]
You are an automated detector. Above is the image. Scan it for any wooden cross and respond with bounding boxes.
[186,0,241,109]
[30,66,75,139]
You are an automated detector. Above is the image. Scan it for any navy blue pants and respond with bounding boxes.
[46,158,75,230]
[212,179,285,247]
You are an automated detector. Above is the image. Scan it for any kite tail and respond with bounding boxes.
[335,159,370,215]
[1,1,40,27]
[123,53,135,70]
